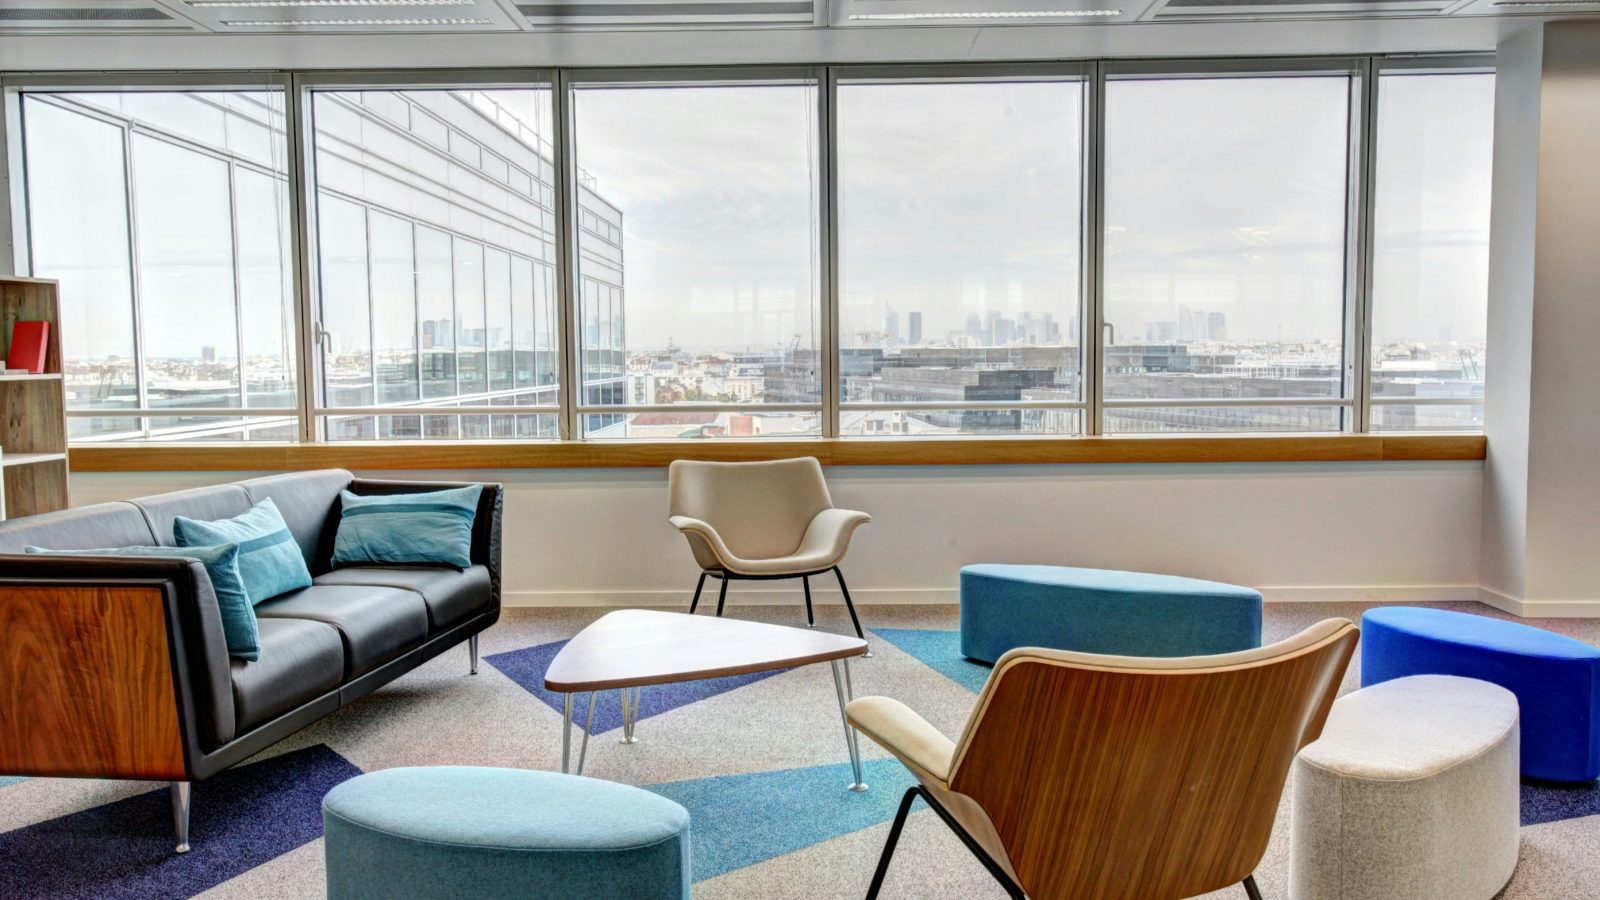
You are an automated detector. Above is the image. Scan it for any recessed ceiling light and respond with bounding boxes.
[219,16,493,24]
[192,0,474,7]
[849,8,1120,17]
[1490,0,1596,6]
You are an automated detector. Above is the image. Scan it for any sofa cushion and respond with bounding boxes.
[176,498,313,604]
[0,501,156,554]
[256,584,429,679]
[232,617,344,732]
[239,469,354,575]
[131,483,253,548]
[314,565,493,634]
[332,485,483,570]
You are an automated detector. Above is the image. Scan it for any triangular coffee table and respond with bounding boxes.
[546,609,870,791]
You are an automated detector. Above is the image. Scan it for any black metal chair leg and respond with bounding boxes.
[865,787,921,900]
[1243,874,1263,900]
[834,566,867,642]
[715,575,730,617]
[803,575,815,627]
[688,572,708,615]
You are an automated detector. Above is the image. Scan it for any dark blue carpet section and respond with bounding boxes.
[1522,778,1600,826]
[649,758,918,882]
[0,744,361,900]
[874,628,992,694]
[486,638,791,734]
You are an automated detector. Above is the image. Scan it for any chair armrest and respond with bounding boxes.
[846,695,956,783]
[667,515,739,570]
[0,555,236,778]
[796,508,871,564]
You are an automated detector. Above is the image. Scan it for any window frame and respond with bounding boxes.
[0,55,1495,460]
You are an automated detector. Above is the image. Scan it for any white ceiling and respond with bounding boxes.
[0,0,1593,34]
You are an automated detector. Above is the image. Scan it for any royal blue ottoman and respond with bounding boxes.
[323,767,691,900]
[959,564,1263,664]
[1362,606,1600,783]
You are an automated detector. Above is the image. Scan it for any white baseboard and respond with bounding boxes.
[503,584,1488,609]
[1476,586,1600,617]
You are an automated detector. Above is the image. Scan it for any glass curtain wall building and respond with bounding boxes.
[12,62,1494,444]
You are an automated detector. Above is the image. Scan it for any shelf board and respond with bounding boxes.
[0,373,61,382]
[0,452,67,468]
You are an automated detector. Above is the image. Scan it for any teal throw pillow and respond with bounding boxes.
[174,497,312,605]
[332,484,483,569]
[25,543,260,661]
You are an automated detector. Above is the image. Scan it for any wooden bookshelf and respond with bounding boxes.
[0,277,69,521]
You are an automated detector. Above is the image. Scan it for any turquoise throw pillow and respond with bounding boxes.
[333,485,482,569]
[174,498,312,605]
[25,543,260,661]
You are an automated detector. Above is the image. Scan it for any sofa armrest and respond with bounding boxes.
[343,479,505,608]
[0,555,237,780]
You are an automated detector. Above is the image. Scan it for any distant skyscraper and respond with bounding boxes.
[884,307,900,344]
[908,311,923,345]
[1207,311,1227,341]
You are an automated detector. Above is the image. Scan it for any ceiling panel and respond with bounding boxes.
[157,0,524,32]
[832,0,1153,26]
[516,0,818,28]
[0,0,198,30]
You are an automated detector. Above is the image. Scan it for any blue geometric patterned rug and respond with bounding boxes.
[0,744,360,899]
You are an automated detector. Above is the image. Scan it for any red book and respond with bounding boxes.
[6,320,49,374]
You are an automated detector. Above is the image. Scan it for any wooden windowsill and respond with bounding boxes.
[67,433,1487,472]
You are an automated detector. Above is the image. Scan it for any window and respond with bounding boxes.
[1102,71,1354,434]
[19,89,297,442]
[569,75,822,439]
[9,61,1494,449]
[308,86,559,441]
[836,73,1086,437]
[1369,71,1493,432]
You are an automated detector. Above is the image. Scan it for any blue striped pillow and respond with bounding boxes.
[174,498,312,605]
[332,485,483,569]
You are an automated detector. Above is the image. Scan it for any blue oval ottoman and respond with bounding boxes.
[1362,606,1600,782]
[322,767,691,900]
[958,564,1263,664]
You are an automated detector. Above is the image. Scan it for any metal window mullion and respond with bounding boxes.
[1084,61,1107,437]
[286,74,320,443]
[363,205,378,409]
[553,69,581,441]
[820,66,840,438]
[227,160,248,412]
[1349,57,1381,435]
[121,120,152,438]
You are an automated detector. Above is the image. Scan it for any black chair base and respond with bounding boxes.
[866,786,1266,900]
[688,566,866,642]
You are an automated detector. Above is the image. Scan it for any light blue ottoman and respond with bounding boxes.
[322,767,691,900]
[959,564,1263,664]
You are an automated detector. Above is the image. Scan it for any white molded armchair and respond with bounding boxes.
[668,457,871,644]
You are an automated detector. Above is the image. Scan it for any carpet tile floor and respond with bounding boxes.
[2,601,1598,899]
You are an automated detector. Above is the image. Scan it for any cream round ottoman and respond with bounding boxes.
[1290,674,1520,900]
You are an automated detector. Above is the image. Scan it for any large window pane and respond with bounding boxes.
[309,87,557,440]
[570,79,821,438]
[837,77,1085,437]
[318,196,373,410]
[21,90,295,442]
[1103,74,1351,434]
[1370,72,1493,432]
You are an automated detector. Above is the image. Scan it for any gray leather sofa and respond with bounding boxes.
[0,469,502,852]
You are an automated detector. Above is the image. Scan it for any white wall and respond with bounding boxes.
[71,461,1484,607]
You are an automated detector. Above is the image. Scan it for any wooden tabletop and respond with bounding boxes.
[544,610,868,692]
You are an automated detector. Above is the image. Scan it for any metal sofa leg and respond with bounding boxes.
[171,781,192,854]
[468,634,480,675]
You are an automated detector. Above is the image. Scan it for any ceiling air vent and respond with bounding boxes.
[0,6,171,19]
[517,0,815,27]
[1149,0,1451,17]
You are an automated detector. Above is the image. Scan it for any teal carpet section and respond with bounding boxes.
[648,758,917,882]
[0,776,28,789]
[875,628,991,693]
